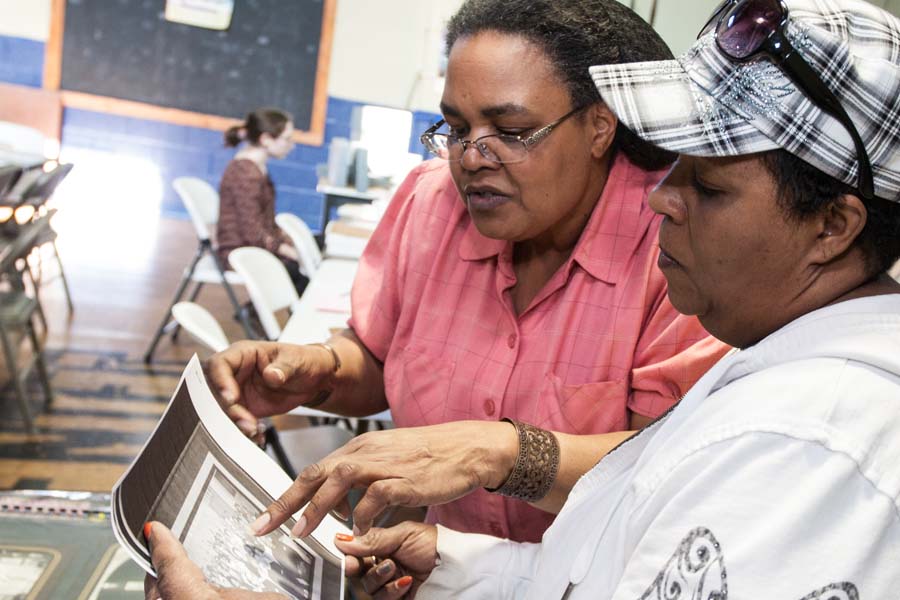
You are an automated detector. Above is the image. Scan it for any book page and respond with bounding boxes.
[111,356,347,598]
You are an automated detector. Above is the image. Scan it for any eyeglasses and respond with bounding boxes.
[698,0,874,199]
[419,105,586,165]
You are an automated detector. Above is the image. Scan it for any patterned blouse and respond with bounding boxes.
[216,158,284,267]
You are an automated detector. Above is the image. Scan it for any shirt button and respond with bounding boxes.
[484,399,495,415]
[489,522,503,537]
[507,333,517,348]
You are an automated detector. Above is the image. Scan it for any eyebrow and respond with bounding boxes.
[440,102,531,119]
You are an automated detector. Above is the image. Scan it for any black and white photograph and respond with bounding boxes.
[173,454,322,599]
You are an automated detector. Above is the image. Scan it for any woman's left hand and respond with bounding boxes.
[142,522,287,600]
[336,522,439,599]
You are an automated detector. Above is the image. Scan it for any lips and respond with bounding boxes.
[464,184,511,211]
[657,245,681,269]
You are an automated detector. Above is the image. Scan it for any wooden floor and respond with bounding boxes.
[0,212,253,491]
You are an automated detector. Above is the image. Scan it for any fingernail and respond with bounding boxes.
[335,533,354,542]
[290,514,307,537]
[250,512,271,535]
[221,388,236,402]
[352,525,361,536]
[376,560,393,576]
[397,575,413,588]
[269,367,286,383]
[237,419,255,432]
[143,522,152,540]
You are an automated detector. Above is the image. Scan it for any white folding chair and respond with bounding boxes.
[143,177,255,363]
[275,212,322,277]
[171,301,229,353]
[169,300,352,476]
[227,246,299,341]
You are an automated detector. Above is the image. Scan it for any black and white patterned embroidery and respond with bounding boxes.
[639,527,727,600]
[638,527,860,600]
[798,582,859,600]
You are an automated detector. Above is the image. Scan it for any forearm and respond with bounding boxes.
[481,420,637,515]
[309,328,389,417]
[532,429,635,513]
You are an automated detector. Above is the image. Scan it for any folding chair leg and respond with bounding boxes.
[52,241,74,314]
[143,244,205,363]
[32,248,43,288]
[264,423,297,479]
[211,252,256,339]
[26,320,53,408]
[0,326,34,434]
[16,266,47,337]
[187,280,204,302]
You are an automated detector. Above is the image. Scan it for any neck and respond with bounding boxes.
[730,257,900,349]
[514,154,610,264]
[235,145,269,174]
[508,155,610,314]
[824,272,900,306]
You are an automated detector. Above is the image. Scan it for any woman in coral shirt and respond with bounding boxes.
[208,0,727,544]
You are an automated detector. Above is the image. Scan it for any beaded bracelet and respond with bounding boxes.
[486,418,560,502]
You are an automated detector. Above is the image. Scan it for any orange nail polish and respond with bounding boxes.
[335,533,354,542]
[143,522,153,540]
[397,575,413,588]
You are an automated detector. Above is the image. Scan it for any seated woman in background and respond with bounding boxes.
[203,0,726,547]
[144,0,900,598]
[217,107,308,295]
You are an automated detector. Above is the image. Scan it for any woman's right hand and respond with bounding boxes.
[205,340,337,436]
[335,522,439,599]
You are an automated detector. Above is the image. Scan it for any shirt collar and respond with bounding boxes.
[458,154,666,285]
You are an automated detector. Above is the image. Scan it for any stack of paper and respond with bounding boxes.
[324,198,389,259]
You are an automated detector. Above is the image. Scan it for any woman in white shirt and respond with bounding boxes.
[143,0,900,598]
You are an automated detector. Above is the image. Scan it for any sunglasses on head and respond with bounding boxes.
[698,0,874,199]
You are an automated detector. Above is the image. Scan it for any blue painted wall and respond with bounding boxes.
[0,34,439,231]
[0,35,44,87]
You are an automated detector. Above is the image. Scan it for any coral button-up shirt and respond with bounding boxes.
[348,157,727,543]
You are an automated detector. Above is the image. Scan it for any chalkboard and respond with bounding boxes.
[45,0,335,145]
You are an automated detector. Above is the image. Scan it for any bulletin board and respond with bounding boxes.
[43,0,336,146]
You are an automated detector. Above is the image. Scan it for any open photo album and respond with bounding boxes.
[111,355,347,599]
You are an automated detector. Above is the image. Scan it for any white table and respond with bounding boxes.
[280,257,358,345]
[279,257,392,423]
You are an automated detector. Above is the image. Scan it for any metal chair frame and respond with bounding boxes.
[143,177,256,363]
[0,290,53,434]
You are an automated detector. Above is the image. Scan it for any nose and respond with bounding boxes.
[459,141,498,172]
[648,170,686,225]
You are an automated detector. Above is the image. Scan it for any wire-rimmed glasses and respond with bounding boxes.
[419,105,586,165]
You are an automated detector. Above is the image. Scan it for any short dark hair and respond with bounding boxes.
[445,0,676,171]
[224,107,292,147]
[762,149,900,275]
